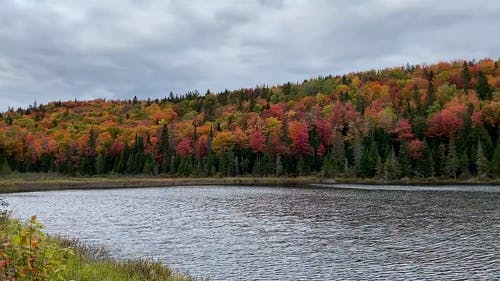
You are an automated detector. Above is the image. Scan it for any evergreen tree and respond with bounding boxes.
[434,143,447,177]
[424,79,435,114]
[97,153,107,174]
[143,154,156,175]
[475,71,492,100]
[384,148,401,180]
[0,157,11,176]
[332,132,346,173]
[206,151,217,176]
[358,142,378,178]
[115,142,129,174]
[476,140,490,177]
[462,61,471,91]
[159,124,170,174]
[321,152,336,178]
[126,153,136,174]
[375,154,384,179]
[133,135,146,174]
[275,154,283,177]
[490,142,500,176]
[459,151,470,178]
[414,145,434,178]
[177,156,193,176]
[445,138,459,179]
[353,136,363,173]
[169,155,177,176]
[398,141,411,177]
[82,127,98,175]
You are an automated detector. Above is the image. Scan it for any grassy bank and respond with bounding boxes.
[0,173,499,193]
[0,213,197,281]
[0,173,324,193]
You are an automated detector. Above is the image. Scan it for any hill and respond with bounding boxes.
[1,59,499,180]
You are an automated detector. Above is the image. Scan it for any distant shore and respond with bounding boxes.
[0,173,499,193]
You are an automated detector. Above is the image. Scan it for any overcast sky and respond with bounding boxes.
[1,0,499,111]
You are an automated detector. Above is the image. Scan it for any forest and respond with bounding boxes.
[0,59,499,180]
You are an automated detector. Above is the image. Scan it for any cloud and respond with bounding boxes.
[0,0,499,110]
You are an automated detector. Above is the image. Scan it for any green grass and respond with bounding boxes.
[54,238,199,281]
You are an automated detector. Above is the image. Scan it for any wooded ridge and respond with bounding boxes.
[1,59,499,180]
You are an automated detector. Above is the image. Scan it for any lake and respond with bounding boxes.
[4,184,500,280]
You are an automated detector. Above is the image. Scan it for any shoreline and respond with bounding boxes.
[1,174,499,193]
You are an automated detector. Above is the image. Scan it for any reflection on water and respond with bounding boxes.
[4,185,500,280]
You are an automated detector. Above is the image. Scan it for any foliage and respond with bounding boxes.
[0,215,73,280]
[0,58,499,179]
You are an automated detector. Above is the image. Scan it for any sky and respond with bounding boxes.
[1,0,499,111]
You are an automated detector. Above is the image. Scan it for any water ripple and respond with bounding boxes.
[4,185,500,280]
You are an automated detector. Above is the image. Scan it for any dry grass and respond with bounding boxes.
[0,173,498,194]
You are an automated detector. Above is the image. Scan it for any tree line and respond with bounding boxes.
[0,59,499,179]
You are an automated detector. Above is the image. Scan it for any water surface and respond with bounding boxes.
[4,185,500,280]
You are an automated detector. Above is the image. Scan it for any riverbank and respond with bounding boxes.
[0,214,197,281]
[0,174,323,193]
[0,173,499,193]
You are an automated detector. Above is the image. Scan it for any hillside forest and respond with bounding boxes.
[0,59,499,180]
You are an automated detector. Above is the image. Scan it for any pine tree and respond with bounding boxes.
[459,151,470,178]
[159,124,170,174]
[332,133,345,173]
[434,143,447,177]
[414,144,434,178]
[462,61,471,91]
[97,153,107,174]
[359,142,378,178]
[0,157,11,176]
[475,71,492,100]
[384,148,401,180]
[490,142,500,176]
[398,141,411,177]
[169,155,177,176]
[445,138,459,179]
[115,142,129,174]
[143,154,155,175]
[476,140,490,177]
[353,136,362,172]
[321,153,336,178]
[375,154,384,179]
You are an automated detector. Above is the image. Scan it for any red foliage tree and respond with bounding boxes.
[408,139,425,159]
[288,121,312,157]
[392,119,414,141]
[249,131,266,154]
[426,109,464,137]
[176,137,194,156]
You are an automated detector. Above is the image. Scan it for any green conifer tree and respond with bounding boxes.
[475,71,493,100]
[476,140,490,177]
[490,142,500,176]
[398,141,411,177]
[321,153,336,178]
[462,61,471,91]
[459,151,470,178]
[445,138,459,179]
[384,148,401,180]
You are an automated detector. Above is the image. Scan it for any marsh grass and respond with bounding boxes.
[53,237,201,281]
[1,173,498,194]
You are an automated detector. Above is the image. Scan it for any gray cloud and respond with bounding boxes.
[1,0,499,110]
